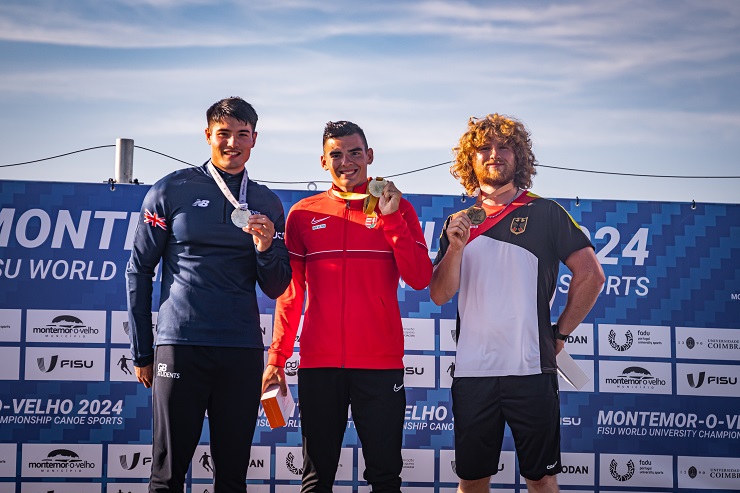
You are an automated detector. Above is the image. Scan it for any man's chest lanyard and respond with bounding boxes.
[466,192,536,243]
[207,161,249,211]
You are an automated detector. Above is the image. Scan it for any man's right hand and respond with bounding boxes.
[135,364,153,388]
[447,211,472,251]
[261,364,287,396]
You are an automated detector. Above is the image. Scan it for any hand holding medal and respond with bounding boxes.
[464,182,516,226]
[446,211,472,250]
[373,178,402,216]
[243,214,275,252]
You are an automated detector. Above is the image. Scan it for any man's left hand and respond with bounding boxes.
[555,339,565,355]
[243,214,275,252]
[378,180,402,215]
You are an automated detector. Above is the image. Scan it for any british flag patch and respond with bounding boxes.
[144,209,167,230]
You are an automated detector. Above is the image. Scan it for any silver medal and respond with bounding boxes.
[231,208,251,228]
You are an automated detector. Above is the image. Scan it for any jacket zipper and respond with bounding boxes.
[340,200,350,368]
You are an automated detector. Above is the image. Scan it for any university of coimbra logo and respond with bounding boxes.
[609,330,633,351]
[686,337,696,349]
[688,466,698,479]
[609,459,635,482]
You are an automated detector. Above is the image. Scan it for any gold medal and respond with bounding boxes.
[367,177,387,198]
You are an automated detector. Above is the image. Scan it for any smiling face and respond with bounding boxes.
[320,132,374,191]
[205,116,257,174]
[472,137,516,190]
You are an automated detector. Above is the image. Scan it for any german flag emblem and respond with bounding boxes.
[510,217,527,235]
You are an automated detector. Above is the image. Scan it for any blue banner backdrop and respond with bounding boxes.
[0,180,739,493]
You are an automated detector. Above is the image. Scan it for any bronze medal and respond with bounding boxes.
[466,206,486,225]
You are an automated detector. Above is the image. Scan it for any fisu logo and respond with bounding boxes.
[120,452,152,470]
[37,355,58,372]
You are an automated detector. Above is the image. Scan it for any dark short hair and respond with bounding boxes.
[206,97,258,129]
[322,121,368,149]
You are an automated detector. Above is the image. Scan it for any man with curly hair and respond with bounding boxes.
[430,114,604,493]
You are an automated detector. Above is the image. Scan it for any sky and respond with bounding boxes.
[1,0,739,204]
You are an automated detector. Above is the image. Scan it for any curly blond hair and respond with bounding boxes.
[451,114,537,195]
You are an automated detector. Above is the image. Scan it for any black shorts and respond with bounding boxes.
[451,373,561,481]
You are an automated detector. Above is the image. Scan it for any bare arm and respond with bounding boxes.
[429,212,471,305]
[555,246,605,352]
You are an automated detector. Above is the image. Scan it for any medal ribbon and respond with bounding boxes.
[207,161,249,211]
[331,190,369,201]
[330,189,379,216]
[467,190,536,243]
[476,182,514,206]
[331,178,387,216]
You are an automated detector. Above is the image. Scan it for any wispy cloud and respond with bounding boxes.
[1,0,738,202]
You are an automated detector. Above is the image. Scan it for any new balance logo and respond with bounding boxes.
[192,199,210,207]
[311,216,330,225]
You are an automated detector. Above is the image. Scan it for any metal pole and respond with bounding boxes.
[115,138,134,184]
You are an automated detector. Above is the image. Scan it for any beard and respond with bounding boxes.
[477,163,515,189]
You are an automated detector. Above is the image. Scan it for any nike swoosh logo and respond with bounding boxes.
[311,216,330,225]
[393,384,404,392]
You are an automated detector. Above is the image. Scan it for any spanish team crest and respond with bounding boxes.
[510,217,527,235]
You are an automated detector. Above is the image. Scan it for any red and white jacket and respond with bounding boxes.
[268,181,433,369]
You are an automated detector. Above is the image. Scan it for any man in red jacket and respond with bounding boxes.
[262,121,433,493]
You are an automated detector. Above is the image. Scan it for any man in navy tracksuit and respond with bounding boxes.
[126,97,291,493]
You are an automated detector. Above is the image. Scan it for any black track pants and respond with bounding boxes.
[298,368,406,493]
[149,345,263,493]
